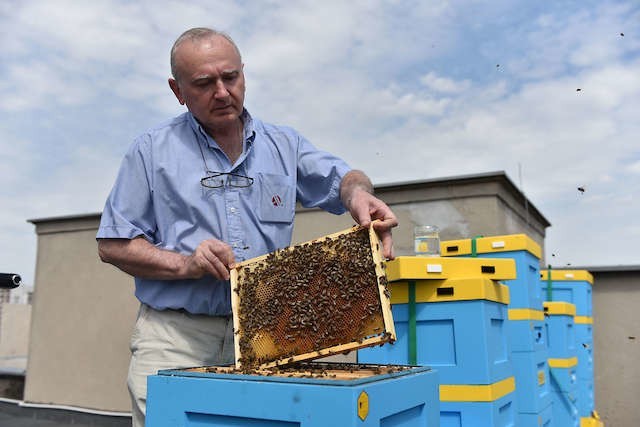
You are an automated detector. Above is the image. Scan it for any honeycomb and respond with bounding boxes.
[230,224,395,370]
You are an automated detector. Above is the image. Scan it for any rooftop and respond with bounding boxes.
[0,399,129,427]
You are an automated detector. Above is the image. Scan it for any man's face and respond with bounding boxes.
[169,35,245,134]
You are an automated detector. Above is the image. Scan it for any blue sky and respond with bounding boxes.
[1,0,638,286]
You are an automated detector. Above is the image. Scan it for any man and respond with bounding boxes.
[97,27,397,426]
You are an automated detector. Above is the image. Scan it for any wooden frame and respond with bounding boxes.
[230,223,396,370]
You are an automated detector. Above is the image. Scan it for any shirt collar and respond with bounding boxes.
[240,109,256,146]
[186,109,256,149]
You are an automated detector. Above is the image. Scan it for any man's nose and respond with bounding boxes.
[214,81,230,98]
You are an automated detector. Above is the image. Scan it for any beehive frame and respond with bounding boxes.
[182,362,413,381]
[230,223,395,370]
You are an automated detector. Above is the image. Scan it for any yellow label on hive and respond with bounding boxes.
[357,391,369,420]
[538,370,545,386]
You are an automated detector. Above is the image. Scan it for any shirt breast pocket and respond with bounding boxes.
[257,173,295,223]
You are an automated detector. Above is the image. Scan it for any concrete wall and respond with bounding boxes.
[23,172,551,413]
[0,304,32,400]
[0,304,32,362]
[24,216,138,412]
[590,268,640,427]
[294,172,548,257]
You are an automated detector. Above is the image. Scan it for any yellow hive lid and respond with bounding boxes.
[548,357,578,368]
[540,269,593,284]
[386,256,516,282]
[574,316,593,325]
[543,301,576,316]
[440,377,515,402]
[508,308,545,321]
[389,277,510,305]
[440,234,542,259]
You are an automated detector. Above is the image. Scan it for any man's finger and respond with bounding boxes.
[202,253,230,280]
[379,229,394,259]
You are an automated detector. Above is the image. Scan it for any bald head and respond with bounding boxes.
[170,27,242,81]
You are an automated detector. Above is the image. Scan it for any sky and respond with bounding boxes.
[1,0,638,287]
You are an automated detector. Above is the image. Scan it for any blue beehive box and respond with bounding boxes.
[540,269,593,316]
[575,318,593,381]
[507,309,547,352]
[516,402,552,427]
[358,276,512,384]
[439,382,517,427]
[577,344,593,380]
[146,363,439,427]
[550,389,579,427]
[549,358,579,427]
[510,349,551,413]
[548,359,578,394]
[577,378,595,417]
[544,302,577,359]
[575,319,593,346]
[441,234,543,309]
[576,337,593,380]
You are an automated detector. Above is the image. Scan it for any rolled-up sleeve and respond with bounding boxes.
[97,135,157,241]
[295,134,351,215]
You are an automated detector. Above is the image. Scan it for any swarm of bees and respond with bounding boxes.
[231,225,394,370]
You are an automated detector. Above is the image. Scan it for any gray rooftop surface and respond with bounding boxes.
[0,401,129,427]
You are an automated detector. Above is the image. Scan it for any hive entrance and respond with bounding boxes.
[231,225,395,370]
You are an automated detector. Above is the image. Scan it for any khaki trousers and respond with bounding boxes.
[127,304,234,427]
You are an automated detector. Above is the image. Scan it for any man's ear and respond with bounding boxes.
[168,78,185,105]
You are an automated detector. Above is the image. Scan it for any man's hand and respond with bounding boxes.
[98,236,236,281]
[340,170,398,259]
[184,239,236,280]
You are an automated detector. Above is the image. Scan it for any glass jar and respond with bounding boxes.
[413,225,440,257]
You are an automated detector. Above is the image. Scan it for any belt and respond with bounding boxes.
[165,307,231,318]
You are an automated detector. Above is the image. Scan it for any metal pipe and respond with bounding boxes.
[0,273,22,289]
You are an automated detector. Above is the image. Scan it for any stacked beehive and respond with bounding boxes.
[544,300,579,426]
[542,269,602,427]
[359,256,518,426]
[441,235,553,426]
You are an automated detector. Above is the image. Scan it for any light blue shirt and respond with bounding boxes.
[97,110,351,315]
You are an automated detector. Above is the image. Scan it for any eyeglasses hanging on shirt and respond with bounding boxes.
[197,139,253,189]
[201,172,253,188]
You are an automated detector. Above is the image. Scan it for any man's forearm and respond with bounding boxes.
[340,169,374,211]
[98,237,189,280]
[338,169,398,259]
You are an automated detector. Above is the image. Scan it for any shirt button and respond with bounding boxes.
[229,207,237,214]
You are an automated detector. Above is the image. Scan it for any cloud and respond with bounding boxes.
[420,72,472,94]
[626,160,640,174]
[1,0,639,286]
[0,59,94,112]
